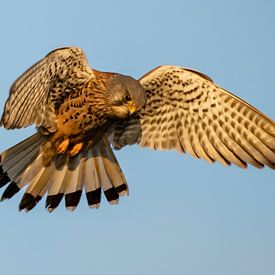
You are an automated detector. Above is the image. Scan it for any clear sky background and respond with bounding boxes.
[0,1,274,275]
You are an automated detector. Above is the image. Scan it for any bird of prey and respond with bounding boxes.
[0,47,274,212]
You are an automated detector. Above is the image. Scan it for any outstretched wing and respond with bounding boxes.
[111,65,275,169]
[1,47,94,131]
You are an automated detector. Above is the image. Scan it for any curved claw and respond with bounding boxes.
[56,138,70,154]
[69,142,83,156]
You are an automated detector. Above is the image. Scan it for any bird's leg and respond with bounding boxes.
[56,137,70,154]
[69,142,84,156]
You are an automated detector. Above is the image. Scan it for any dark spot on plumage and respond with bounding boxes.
[184,86,199,95]
[0,170,10,188]
[168,123,174,131]
[104,187,119,202]
[86,188,101,206]
[213,123,218,131]
[168,115,174,122]
[176,120,182,129]
[185,92,202,103]
[46,193,64,210]
[63,118,69,124]
[65,191,82,207]
[162,125,168,132]
[115,183,128,194]
[36,196,42,203]
[1,181,20,201]
[19,193,37,211]
[151,118,156,124]
[150,126,157,132]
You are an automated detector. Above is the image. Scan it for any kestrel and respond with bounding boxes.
[0,47,274,212]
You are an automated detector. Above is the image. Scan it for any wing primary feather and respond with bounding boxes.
[15,79,45,127]
[217,113,268,168]
[207,116,248,168]
[190,116,214,164]
[9,59,46,98]
[223,123,263,167]
[201,117,232,166]
[180,114,201,159]
[219,89,275,128]
[221,109,275,168]
[11,79,42,127]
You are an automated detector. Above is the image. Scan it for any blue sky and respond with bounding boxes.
[0,1,274,275]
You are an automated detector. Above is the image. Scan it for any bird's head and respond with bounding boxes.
[106,74,147,119]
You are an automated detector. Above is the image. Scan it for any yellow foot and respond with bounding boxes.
[69,142,83,156]
[56,138,70,154]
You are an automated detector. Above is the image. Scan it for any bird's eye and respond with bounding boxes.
[124,93,132,103]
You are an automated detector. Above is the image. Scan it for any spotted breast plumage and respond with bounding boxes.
[0,47,274,212]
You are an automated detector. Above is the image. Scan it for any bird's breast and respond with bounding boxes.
[56,93,110,138]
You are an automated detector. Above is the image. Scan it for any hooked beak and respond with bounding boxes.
[128,103,136,115]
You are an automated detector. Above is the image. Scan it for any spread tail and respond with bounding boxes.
[0,132,128,212]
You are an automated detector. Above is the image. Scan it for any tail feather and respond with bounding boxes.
[6,150,39,181]
[84,149,102,208]
[96,155,119,205]
[19,152,44,186]
[0,169,10,188]
[64,154,82,211]
[84,137,129,207]
[0,133,46,203]
[0,132,128,212]
[93,142,119,205]
[1,133,44,170]
[0,133,44,186]
[45,160,68,212]
[26,164,54,196]
[1,182,20,201]
[101,138,128,196]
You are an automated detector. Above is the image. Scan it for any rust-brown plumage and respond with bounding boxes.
[0,47,274,212]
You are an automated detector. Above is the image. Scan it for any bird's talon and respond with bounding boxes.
[69,142,83,156]
[56,138,70,154]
